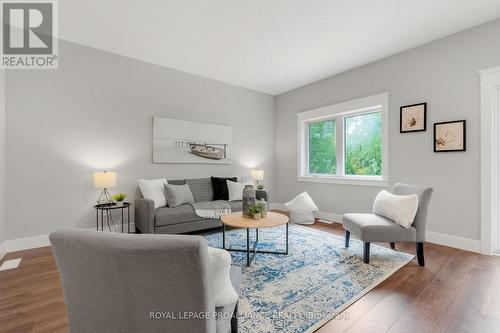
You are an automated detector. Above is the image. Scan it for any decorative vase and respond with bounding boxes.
[242,185,256,217]
[253,213,261,220]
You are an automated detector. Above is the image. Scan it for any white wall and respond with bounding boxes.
[0,70,5,247]
[4,40,275,240]
[275,19,500,242]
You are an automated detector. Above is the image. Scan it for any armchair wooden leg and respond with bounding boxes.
[231,301,238,333]
[345,230,350,248]
[390,242,396,249]
[416,242,425,266]
[363,242,370,264]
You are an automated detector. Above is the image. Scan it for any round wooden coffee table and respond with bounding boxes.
[221,212,289,266]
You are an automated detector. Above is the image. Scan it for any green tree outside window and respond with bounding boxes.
[344,112,382,176]
[308,120,336,174]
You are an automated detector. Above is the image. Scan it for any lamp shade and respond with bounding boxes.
[251,169,264,181]
[94,171,116,189]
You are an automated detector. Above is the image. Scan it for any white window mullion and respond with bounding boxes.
[336,116,344,177]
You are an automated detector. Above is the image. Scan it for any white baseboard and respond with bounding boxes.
[314,211,342,223]
[4,234,50,254]
[425,231,480,253]
[270,203,342,224]
[271,203,481,253]
[0,207,481,256]
[0,222,137,259]
[269,203,287,211]
[0,242,7,261]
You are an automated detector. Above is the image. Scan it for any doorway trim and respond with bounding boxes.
[480,66,500,256]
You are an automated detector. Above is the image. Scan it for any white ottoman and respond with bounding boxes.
[285,192,319,225]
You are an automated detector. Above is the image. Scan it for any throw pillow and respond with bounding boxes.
[138,178,168,209]
[211,177,237,201]
[164,184,195,208]
[285,192,319,213]
[226,180,251,201]
[372,190,419,228]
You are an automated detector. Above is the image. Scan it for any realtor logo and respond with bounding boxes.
[1,0,58,69]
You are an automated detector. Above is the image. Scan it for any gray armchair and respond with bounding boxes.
[343,183,433,266]
[50,229,240,333]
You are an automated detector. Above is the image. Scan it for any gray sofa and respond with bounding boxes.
[135,178,268,234]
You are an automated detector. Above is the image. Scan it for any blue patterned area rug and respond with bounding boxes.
[203,224,414,333]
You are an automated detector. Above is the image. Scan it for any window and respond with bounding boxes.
[297,93,388,186]
[308,120,336,175]
[344,112,382,176]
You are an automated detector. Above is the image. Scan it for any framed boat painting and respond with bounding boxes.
[153,117,232,164]
[434,120,466,152]
[400,103,426,133]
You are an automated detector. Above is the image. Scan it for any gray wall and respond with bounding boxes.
[0,70,5,243]
[4,40,275,240]
[275,19,500,241]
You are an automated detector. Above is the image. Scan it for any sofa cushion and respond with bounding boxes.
[211,177,237,200]
[138,178,168,209]
[155,205,204,227]
[155,200,242,227]
[167,179,186,185]
[164,183,195,208]
[185,178,214,202]
[227,180,252,201]
[343,213,417,242]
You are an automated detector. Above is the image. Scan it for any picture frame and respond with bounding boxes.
[433,120,466,152]
[400,102,427,133]
[152,117,232,164]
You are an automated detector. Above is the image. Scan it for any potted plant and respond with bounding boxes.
[256,184,265,190]
[248,203,265,220]
[112,193,127,206]
[258,199,268,217]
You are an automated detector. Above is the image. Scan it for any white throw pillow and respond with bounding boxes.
[138,178,168,209]
[372,190,419,228]
[226,180,250,201]
[285,192,319,213]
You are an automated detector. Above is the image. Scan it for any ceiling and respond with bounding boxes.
[60,0,500,95]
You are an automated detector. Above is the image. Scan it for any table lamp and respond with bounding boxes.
[94,171,116,205]
[251,169,264,187]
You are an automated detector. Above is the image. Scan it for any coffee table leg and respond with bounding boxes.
[285,223,289,255]
[256,228,258,242]
[223,224,226,250]
[246,228,250,267]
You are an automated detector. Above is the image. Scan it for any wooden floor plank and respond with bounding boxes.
[387,250,477,333]
[432,255,500,333]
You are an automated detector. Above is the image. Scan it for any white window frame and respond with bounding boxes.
[297,92,389,187]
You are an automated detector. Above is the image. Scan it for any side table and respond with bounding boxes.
[94,203,132,233]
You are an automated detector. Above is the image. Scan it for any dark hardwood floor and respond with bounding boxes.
[1,221,499,333]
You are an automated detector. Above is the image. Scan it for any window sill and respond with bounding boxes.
[297,176,389,187]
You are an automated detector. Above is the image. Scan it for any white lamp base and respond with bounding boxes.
[289,211,315,225]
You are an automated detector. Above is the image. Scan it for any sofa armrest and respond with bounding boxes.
[134,198,155,234]
[207,247,238,308]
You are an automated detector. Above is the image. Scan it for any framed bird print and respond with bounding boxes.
[400,103,427,133]
[434,120,466,152]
